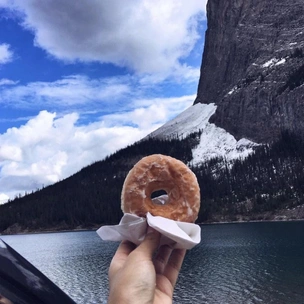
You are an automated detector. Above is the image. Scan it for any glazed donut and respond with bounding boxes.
[121,154,200,222]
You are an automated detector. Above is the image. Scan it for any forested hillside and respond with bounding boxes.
[198,132,304,221]
[1,131,304,234]
[0,134,197,233]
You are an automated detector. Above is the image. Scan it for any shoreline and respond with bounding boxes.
[1,217,304,236]
[0,225,101,236]
[198,217,304,225]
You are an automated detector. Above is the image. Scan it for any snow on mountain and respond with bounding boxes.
[148,103,259,165]
[149,102,216,139]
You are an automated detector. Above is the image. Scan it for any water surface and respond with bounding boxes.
[2,221,304,303]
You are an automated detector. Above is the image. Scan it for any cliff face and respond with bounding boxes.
[195,0,304,143]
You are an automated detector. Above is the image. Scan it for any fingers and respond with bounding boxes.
[162,249,186,288]
[109,229,186,291]
[135,227,161,259]
[109,240,136,277]
[110,228,160,278]
[154,245,173,274]
[117,240,137,256]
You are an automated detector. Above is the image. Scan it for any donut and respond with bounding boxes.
[121,154,200,222]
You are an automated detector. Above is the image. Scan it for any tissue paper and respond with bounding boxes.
[97,212,201,249]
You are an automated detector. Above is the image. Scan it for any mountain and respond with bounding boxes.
[195,0,304,143]
[1,0,304,234]
[147,102,258,165]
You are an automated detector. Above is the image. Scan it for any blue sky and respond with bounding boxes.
[0,0,207,203]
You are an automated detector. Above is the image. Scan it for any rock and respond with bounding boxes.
[195,0,304,143]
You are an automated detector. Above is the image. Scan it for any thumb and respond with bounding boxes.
[136,227,161,259]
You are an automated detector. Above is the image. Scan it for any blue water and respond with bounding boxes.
[2,221,304,303]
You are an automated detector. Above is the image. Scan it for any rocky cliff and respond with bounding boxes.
[195,0,304,143]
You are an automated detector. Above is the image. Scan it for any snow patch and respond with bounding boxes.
[275,58,286,66]
[148,103,259,165]
[227,86,238,95]
[262,58,286,68]
[148,103,217,139]
[262,58,277,68]
[191,124,258,166]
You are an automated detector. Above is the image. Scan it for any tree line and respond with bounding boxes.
[0,131,303,233]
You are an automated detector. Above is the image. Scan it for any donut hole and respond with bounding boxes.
[151,190,168,205]
[151,189,167,198]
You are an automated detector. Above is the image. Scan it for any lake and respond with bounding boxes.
[1,221,304,303]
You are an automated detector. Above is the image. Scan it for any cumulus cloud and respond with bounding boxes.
[0,0,206,200]
[4,0,206,74]
[0,43,13,64]
[0,94,194,199]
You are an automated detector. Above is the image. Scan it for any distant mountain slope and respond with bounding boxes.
[148,103,258,165]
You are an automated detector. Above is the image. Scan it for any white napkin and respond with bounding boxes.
[96,212,201,249]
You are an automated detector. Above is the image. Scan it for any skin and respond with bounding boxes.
[108,228,186,304]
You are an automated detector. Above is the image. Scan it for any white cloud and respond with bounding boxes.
[0,115,34,124]
[0,193,9,204]
[0,43,13,64]
[103,95,195,129]
[5,0,206,74]
[0,73,198,113]
[0,78,18,86]
[0,93,195,199]
[138,65,201,86]
[0,0,207,200]
[0,75,132,109]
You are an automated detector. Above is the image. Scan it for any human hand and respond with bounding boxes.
[108,228,186,304]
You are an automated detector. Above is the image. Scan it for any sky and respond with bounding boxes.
[0,0,207,204]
